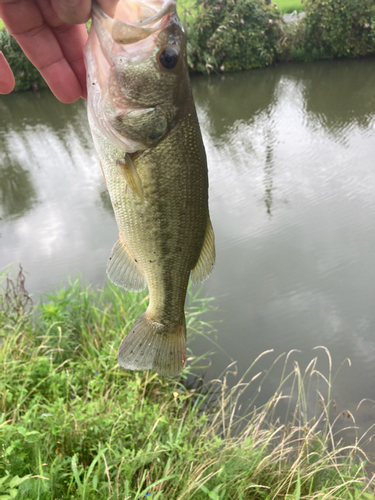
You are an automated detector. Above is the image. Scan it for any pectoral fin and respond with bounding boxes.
[116,154,144,202]
[107,234,147,292]
[191,217,216,285]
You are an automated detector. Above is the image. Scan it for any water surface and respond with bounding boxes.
[1,58,375,455]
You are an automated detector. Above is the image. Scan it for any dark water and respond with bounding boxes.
[1,58,375,456]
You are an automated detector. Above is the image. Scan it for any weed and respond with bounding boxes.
[0,264,32,327]
[0,269,374,499]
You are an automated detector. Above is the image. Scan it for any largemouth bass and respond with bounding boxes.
[84,0,215,376]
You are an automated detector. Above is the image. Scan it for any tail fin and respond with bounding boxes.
[118,312,186,376]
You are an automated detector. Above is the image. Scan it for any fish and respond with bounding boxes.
[84,0,215,376]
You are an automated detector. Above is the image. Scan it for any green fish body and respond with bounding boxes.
[84,0,215,375]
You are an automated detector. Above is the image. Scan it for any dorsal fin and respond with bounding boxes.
[191,217,216,285]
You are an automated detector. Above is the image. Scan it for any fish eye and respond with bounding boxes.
[159,47,179,70]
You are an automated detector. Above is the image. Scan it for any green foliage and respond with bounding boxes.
[2,0,375,91]
[185,0,282,73]
[303,0,375,58]
[0,29,47,92]
[277,0,375,62]
[184,0,375,71]
[0,269,374,499]
[0,473,32,499]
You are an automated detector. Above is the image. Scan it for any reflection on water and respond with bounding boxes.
[0,160,37,221]
[304,60,375,136]
[1,58,375,456]
[191,68,280,138]
[0,91,113,287]
[99,189,114,215]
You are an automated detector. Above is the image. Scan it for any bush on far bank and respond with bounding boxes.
[305,0,375,59]
[186,0,375,73]
[0,0,375,92]
[278,0,375,62]
[185,0,282,73]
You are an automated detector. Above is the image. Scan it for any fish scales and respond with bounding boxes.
[85,0,215,376]
[95,100,207,320]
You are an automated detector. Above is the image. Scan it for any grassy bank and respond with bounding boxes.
[0,267,374,499]
[275,0,304,14]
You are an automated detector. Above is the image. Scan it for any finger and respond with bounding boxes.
[98,0,119,17]
[53,23,88,99]
[15,24,85,102]
[50,0,91,24]
[36,0,88,98]
[1,0,84,102]
[0,51,15,94]
[51,0,119,23]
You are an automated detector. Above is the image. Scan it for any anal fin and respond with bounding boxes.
[191,217,216,285]
[107,234,147,292]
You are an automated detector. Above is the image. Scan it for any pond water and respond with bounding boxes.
[1,58,375,457]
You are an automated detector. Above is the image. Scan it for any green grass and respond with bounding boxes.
[0,267,374,499]
[0,19,4,30]
[275,0,304,14]
[176,0,304,17]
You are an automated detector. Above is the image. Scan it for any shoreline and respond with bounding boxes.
[0,269,374,498]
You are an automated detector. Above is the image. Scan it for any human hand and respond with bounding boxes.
[0,0,118,103]
[0,50,15,94]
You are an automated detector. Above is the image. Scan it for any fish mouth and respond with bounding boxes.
[92,0,177,46]
[85,0,182,153]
